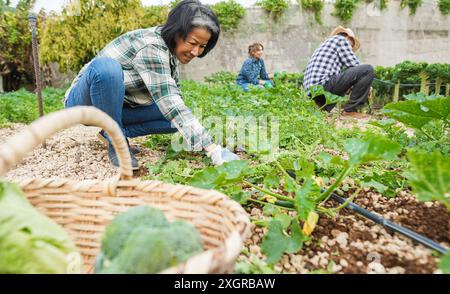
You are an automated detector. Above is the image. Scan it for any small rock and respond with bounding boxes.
[310,255,320,267]
[336,232,349,247]
[319,257,329,267]
[386,243,401,254]
[424,202,433,208]
[340,259,348,268]
[331,229,341,238]
[332,264,343,273]
[327,239,336,247]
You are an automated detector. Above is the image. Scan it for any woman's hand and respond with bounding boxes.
[205,144,239,166]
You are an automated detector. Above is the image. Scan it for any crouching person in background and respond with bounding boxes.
[236,42,274,92]
[303,26,374,118]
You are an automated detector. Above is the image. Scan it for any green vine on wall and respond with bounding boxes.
[256,0,289,17]
[299,0,324,24]
[438,0,450,14]
[210,1,246,31]
[333,0,360,23]
[379,0,388,10]
[400,0,423,15]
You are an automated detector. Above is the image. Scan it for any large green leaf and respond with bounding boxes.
[261,220,289,265]
[344,134,401,166]
[189,167,226,189]
[285,220,308,254]
[189,160,250,189]
[261,219,308,265]
[406,150,450,210]
[383,96,450,129]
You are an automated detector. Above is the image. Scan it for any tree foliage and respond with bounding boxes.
[40,0,168,73]
[0,0,35,91]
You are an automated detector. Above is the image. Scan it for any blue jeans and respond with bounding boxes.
[65,57,178,142]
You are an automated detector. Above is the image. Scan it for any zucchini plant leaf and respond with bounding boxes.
[286,220,308,254]
[261,218,308,265]
[383,96,450,129]
[344,134,401,166]
[406,150,450,210]
[189,167,226,189]
[261,220,289,265]
[295,179,320,221]
[190,160,250,189]
[264,170,280,189]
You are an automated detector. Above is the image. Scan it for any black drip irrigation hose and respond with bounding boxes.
[284,170,448,255]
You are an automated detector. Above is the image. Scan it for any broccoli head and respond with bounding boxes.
[97,212,203,274]
[101,206,169,260]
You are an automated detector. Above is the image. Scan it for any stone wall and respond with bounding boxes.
[179,0,450,81]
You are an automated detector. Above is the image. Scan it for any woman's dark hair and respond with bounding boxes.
[161,0,220,58]
[337,32,348,37]
[248,42,264,57]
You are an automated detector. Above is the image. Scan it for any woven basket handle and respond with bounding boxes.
[0,106,133,180]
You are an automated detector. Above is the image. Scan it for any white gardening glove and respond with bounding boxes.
[206,145,239,166]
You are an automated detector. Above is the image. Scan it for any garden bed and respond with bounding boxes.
[1,120,447,274]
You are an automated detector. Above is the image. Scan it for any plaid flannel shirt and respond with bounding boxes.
[303,35,360,91]
[65,26,212,150]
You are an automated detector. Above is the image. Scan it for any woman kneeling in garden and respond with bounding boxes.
[64,0,238,170]
[236,42,274,92]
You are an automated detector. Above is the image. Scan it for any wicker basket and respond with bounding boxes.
[0,106,251,274]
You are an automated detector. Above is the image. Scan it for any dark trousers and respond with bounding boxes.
[313,64,374,112]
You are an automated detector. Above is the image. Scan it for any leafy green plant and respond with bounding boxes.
[0,87,65,123]
[382,93,450,142]
[333,0,360,22]
[438,0,450,14]
[210,0,245,31]
[257,0,289,16]
[189,134,401,264]
[392,61,427,84]
[400,0,423,15]
[406,150,450,211]
[299,0,324,24]
[204,71,237,84]
[423,63,450,95]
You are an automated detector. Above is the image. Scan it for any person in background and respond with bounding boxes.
[302,26,374,118]
[236,42,274,92]
[64,0,239,170]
